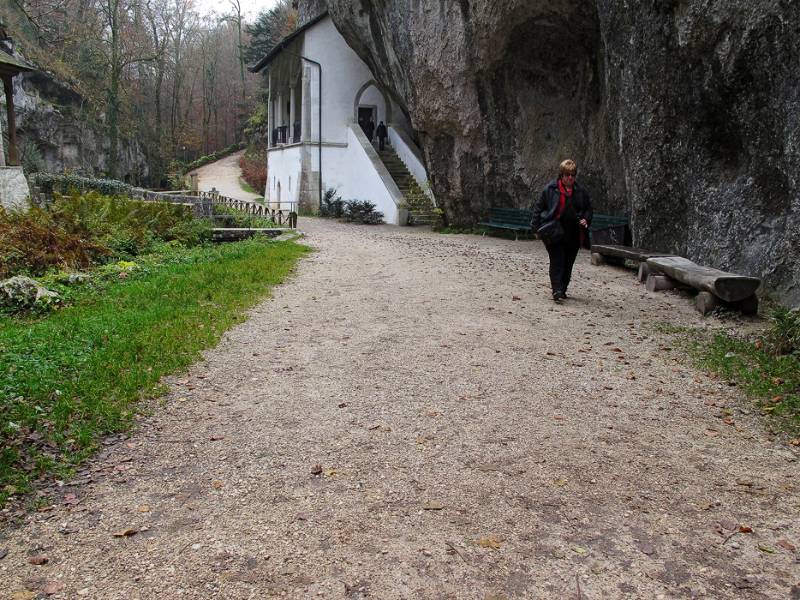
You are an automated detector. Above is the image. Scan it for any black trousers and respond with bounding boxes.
[378,137,385,150]
[545,234,581,294]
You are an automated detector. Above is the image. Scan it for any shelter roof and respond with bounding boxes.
[248,11,328,73]
[0,50,34,77]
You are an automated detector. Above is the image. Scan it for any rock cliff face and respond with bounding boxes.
[310,0,800,304]
[4,67,148,183]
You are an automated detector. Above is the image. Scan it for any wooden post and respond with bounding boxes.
[638,262,651,283]
[3,74,20,166]
[695,291,718,315]
[646,274,676,292]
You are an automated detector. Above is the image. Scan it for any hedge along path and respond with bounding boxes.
[1,218,798,599]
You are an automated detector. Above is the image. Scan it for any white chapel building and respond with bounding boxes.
[249,11,429,225]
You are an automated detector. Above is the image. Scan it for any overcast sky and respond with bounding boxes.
[194,0,281,20]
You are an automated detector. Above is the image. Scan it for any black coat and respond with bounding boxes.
[532,179,593,237]
[376,123,387,139]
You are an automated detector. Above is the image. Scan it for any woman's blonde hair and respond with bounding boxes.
[559,159,577,177]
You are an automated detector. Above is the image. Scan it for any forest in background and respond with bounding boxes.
[4,0,297,186]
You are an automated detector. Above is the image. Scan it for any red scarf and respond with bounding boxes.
[558,179,587,247]
[557,179,572,218]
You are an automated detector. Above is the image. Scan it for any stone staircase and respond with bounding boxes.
[378,148,437,226]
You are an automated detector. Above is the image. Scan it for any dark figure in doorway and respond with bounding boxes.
[365,118,375,142]
[531,159,593,302]
[376,121,388,151]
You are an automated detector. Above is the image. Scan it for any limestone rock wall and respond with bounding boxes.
[310,0,800,305]
[3,68,148,183]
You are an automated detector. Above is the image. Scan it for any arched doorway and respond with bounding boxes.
[353,80,393,135]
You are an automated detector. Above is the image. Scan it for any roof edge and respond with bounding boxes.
[247,10,329,73]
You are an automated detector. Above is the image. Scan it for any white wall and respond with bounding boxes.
[266,145,302,211]
[318,126,401,224]
[302,17,379,143]
[388,126,429,190]
[359,85,388,125]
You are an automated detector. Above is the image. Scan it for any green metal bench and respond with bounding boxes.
[478,207,533,240]
[590,214,629,246]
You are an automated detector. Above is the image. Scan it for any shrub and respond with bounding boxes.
[344,200,384,224]
[239,152,267,194]
[0,193,211,279]
[320,188,344,218]
[32,173,134,198]
[765,307,800,356]
[184,142,245,174]
[0,205,108,278]
[212,204,276,228]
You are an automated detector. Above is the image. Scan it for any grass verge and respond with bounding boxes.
[0,238,309,504]
[652,316,800,439]
[238,177,264,199]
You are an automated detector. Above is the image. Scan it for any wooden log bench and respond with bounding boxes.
[590,245,676,281]
[645,256,761,315]
[478,208,533,240]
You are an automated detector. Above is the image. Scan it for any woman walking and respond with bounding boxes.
[532,159,593,302]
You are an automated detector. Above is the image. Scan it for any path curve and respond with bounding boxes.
[193,150,262,202]
[1,220,798,599]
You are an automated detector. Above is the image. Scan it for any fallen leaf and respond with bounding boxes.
[553,478,567,487]
[137,504,151,513]
[11,592,36,600]
[337,402,348,408]
[735,479,754,487]
[63,493,79,505]
[310,464,323,475]
[723,417,735,426]
[705,429,719,437]
[719,519,738,531]
[43,582,65,595]
[211,480,225,489]
[112,528,138,538]
[572,545,588,555]
[757,544,775,554]
[739,525,753,533]
[474,535,503,550]
[323,468,337,477]
[423,501,444,511]
[789,439,800,447]
[28,555,49,565]
[209,436,225,441]
[776,539,796,552]
[0,548,7,560]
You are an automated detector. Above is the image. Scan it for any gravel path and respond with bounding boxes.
[1,219,798,599]
[194,151,262,202]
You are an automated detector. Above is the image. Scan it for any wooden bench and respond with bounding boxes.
[478,208,533,240]
[590,244,676,281]
[646,256,761,315]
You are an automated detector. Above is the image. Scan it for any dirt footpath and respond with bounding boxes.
[1,219,798,599]
[194,151,262,202]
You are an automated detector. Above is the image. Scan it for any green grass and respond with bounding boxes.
[0,238,309,502]
[652,317,800,438]
[238,177,265,199]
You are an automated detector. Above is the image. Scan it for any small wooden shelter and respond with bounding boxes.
[0,49,34,166]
